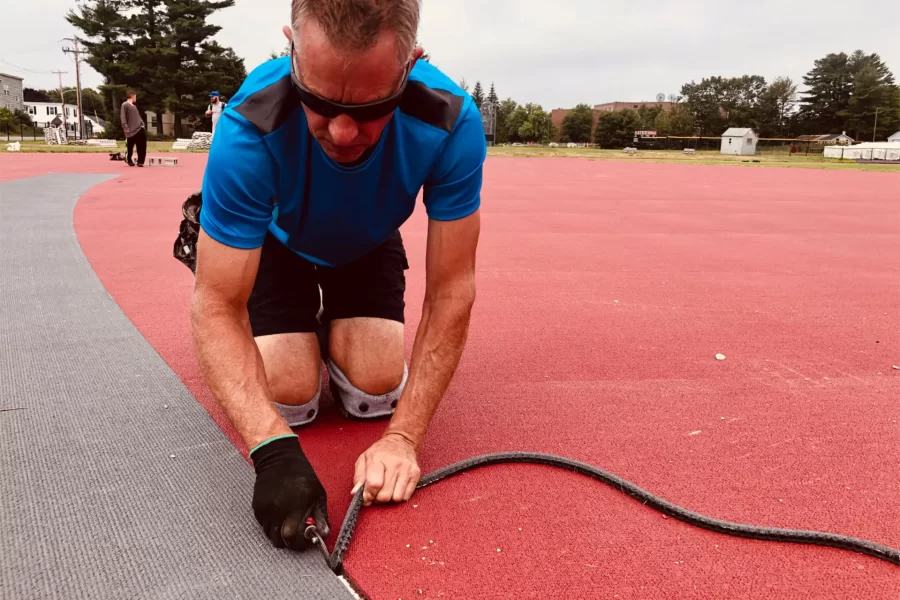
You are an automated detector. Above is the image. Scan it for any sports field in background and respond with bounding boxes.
[3,139,898,171]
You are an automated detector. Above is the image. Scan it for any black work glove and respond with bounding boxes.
[250,436,330,550]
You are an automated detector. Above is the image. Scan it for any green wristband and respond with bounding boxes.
[249,434,298,457]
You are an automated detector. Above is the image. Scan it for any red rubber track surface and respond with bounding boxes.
[5,153,899,599]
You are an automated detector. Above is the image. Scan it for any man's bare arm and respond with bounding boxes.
[190,229,292,451]
[385,209,481,450]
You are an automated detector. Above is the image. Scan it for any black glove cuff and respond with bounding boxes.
[250,436,310,475]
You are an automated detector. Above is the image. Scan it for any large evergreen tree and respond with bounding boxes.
[163,0,245,134]
[799,52,855,133]
[66,0,134,138]
[799,50,898,137]
[67,0,245,138]
[842,51,898,139]
[487,82,499,108]
[471,81,484,109]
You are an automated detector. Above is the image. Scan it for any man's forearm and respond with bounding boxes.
[190,292,291,451]
[386,284,475,450]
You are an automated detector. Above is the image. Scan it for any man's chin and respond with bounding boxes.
[319,141,367,164]
[329,149,366,164]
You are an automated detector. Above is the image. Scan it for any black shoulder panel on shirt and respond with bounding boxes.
[399,82,464,134]
[232,76,300,135]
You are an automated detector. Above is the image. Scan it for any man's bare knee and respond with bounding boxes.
[256,333,321,407]
[268,370,320,406]
[342,364,404,396]
[329,318,405,395]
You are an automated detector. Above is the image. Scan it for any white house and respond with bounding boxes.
[720,128,758,156]
[795,133,855,145]
[888,131,900,143]
[23,101,105,137]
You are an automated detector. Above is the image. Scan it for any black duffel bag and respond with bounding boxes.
[173,191,202,273]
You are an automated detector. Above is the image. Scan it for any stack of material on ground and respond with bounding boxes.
[85,139,119,148]
[187,132,213,151]
[43,126,67,145]
[824,142,900,161]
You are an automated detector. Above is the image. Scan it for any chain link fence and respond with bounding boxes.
[627,136,833,156]
[1,120,99,142]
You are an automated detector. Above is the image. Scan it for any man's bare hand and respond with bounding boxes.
[352,433,421,506]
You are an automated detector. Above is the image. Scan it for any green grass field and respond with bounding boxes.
[2,139,897,172]
[487,146,900,172]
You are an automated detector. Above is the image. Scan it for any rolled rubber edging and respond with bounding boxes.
[324,451,900,574]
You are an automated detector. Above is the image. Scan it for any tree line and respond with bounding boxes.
[462,49,898,149]
[65,0,247,139]
[460,79,555,144]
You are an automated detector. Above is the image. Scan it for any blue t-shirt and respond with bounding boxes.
[199,57,487,267]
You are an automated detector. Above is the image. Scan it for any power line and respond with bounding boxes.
[0,58,52,75]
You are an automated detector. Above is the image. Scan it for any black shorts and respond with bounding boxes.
[247,231,409,337]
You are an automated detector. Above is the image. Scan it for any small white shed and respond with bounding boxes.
[720,128,758,156]
[888,131,900,143]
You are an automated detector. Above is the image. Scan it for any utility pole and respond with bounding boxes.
[873,107,879,143]
[62,38,85,139]
[51,70,68,138]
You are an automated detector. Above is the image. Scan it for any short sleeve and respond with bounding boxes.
[423,102,487,221]
[200,113,277,249]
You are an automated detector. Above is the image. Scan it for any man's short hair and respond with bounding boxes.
[291,0,421,64]
[126,90,136,99]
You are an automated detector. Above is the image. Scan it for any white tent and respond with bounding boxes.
[720,128,758,156]
[824,141,900,161]
[888,131,900,143]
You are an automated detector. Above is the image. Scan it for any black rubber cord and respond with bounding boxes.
[310,451,900,574]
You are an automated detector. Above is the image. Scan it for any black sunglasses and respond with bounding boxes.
[289,41,410,122]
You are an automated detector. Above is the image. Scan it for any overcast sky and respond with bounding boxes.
[3,0,899,110]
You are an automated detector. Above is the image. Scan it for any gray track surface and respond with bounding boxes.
[0,174,354,600]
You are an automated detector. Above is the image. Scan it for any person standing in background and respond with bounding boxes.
[206,91,226,138]
[120,90,147,167]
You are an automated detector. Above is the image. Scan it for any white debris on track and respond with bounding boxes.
[715,353,727,361]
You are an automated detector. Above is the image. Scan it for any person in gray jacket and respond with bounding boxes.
[120,90,147,167]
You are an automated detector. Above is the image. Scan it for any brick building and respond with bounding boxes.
[0,72,25,113]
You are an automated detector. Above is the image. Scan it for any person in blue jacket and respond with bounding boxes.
[191,0,486,550]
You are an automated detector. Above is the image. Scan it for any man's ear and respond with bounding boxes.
[408,46,425,70]
[282,25,292,41]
